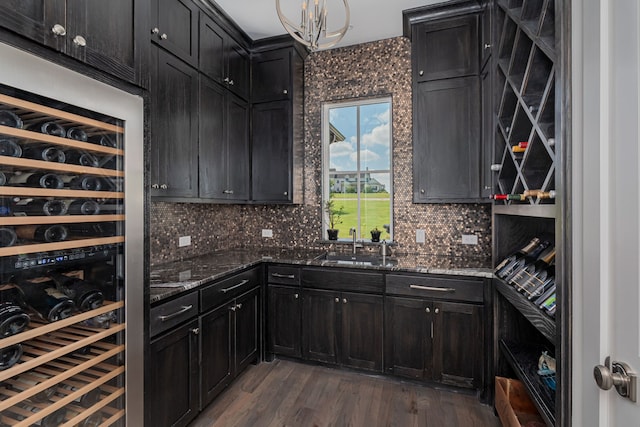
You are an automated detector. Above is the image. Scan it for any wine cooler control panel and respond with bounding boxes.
[3,244,119,273]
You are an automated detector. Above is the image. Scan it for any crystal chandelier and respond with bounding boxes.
[276,0,350,51]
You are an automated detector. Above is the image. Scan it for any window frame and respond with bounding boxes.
[321,96,394,241]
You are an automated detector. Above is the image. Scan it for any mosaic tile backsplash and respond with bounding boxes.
[150,37,492,266]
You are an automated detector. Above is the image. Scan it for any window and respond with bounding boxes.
[322,98,393,241]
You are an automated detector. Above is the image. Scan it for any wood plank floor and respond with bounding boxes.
[189,360,500,427]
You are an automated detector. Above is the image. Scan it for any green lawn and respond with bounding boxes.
[328,193,391,240]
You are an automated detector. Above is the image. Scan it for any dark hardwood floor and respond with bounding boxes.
[189,360,500,427]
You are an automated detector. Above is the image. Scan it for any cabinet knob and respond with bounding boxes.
[236,303,242,310]
[160,184,168,190]
[230,305,237,311]
[484,43,492,49]
[283,191,288,196]
[294,293,299,299]
[51,24,66,36]
[335,298,339,303]
[151,184,159,189]
[420,189,425,194]
[224,77,230,83]
[151,27,159,34]
[484,185,492,190]
[425,307,430,313]
[283,89,288,94]
[419,70,424,76]
[434,308,440,314]
[223,189,234,195]
[160,33,168,40]
[73,35,87,47]
[229,80,234,86]
[191,328,200,335]
[342,298,347,304]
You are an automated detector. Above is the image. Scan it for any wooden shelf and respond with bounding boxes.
[495,277,555,342]
[0,186,123,199]
[2,214,124,226]
[499,340,556,427]
[493,204,556,218]
[0,156,123,177]
[0,236,125,257]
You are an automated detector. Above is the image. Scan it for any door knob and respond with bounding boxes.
[73,35,87,47]
[51,24,66,36]
[191,328,199,335]
[594,356,637,402]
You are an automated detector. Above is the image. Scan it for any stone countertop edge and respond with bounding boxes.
[149,248,494,304]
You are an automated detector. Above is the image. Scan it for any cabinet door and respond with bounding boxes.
[340,292,383,372]
[199,11,226,85]
[303,288,339,364]
[150,46,198,198]
[226,39,250,100]
[66,0,136,83]
[225,94,250,200]
[0,0,64,50]
[200,303,233,409]
[432,301,483,389]
[148,319,200,427]
[251,100,292,202]
[413,14,479,82]
[199,76,227,199]
[235,287,260,374]
[384,297,432,379]
[480,0,492,71]
[252,49,291,102]
[413,76,481,202]
[152,0,198,66]
[480,68,494,198]
[267,285,302,357]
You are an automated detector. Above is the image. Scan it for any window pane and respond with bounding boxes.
[360,172,391,240]
[359,103,391,172]
[329,106,357,172]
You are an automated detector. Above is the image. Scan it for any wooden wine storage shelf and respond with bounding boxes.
[0,156,124,178]
[2,214,124,226]
[0,236,125,257]
[0,187,123,199]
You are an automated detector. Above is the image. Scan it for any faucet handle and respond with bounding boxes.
[349,227,357,235]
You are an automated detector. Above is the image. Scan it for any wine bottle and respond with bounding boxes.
[0,171,7,186]
[29,121,65,138]
[60,383,101,408]
[0,197,11,215]
[69,175,103,191]
[12,199,68,216]
[490,193,526,201]
[22,144,66,163]
[9,172,65,189]
[0,227,17,247]
[534,283,556,307]
[9,371,56,403]
[66,127,88,142]
[80,412,102,427]
[68,199,101,215]
[0,344,23,370]
[65,150,99,167]
[68,222,117,238]
[0,302,30,337]
[50,272,104,312]
[14,280,76,322]
[81,311,116,329]
[15,224,69,242]
[503,240,552,283]
[90,134,117,148]
[16,406,67,427]
[513,248,556,294]
[0,138,22,157]
[536,190,556,200]
[0,110,23,128]
[527,275,556,301]
[495,237,541,277]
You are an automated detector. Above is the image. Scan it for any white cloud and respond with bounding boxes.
[362,123,390,148]
[351,149,380,163]
[330,140,354,157]
[376,109,390,124]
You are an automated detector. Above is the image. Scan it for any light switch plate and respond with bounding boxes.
[461,234,478,245]
[416,229,426,244]
[262,229,273,238]
[178,235,191,247]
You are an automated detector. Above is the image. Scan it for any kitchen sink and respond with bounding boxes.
[322,253,397,266]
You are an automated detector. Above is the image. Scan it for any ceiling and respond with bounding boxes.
[212,0,444,49]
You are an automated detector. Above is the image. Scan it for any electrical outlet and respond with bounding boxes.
[461,234,478,245]
[416,229,426,244]
[262,229,273,238]
[178,235,191,247]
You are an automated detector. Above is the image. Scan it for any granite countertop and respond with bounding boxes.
[150,247,493,303]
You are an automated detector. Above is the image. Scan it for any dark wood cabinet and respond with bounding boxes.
[148,318,200,427]
[0,0,140,84]
[339,292,384,371]
[151,0,198,66]
[252,48,292,103]
[267,285,302,358]
[302,288,340,364]
[149,45,199,198]
[481,68,494,198]
[413,76,481,202]
[226,39,250,100]
[235,286,260,372]
[225,94,250,200]
[200,303,233,409]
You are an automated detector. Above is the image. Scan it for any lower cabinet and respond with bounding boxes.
[267,284,302,358]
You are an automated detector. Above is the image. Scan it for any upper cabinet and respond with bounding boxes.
[150,0,198,67]
[0,0,142,85]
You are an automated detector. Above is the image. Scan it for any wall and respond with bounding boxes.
[150,37,491,266]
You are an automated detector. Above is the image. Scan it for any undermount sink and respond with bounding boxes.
[322,253,397,266]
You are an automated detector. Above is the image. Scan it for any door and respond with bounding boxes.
[234,287,260,373]
[267,285,302,357]
[252,49,291,102]
[340,292,383,371]
[0,1,64,49]
[303,288,339,364]
[226,93,250,200]
[575,1,640,425]
[200,303,233,409]
[226,39,250,100]
[199,76,226,199]
[199,11,226,84]
[151,0,198,66]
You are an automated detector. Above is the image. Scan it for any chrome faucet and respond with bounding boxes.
[349,227,358,254]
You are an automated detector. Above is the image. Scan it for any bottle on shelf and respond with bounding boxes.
[0,110,23,128]
[15,224,69,243]
[80,412,102,427]
[0,171,8,186]
[10,172,65,189]
[0,301,30,337]
[0,226,17,247]
[21,144,66,163]
[49,272,105,312]
[7,371,56,403]
[0,138,23,157]
[14,279,76,322]
[12,405,67,427]
[68,175,103,191]
[66,127,88,142]
[59,383,101,408]
[12,198,68,216]
[81,310,116,328]
[67,199,101,215]
[89,134,117,148]
[28,121,65,138]
[510,246,556,291]
[503,240,552,284]
[68,222,117,238]
[495,237,550,279]
[64,150,99,168]
[0,344,23,370]
[490,193,527,201]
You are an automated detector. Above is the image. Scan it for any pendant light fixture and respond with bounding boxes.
[276,0,350,51]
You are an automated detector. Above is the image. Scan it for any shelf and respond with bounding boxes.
[0,186,123,199]
[0,235,125,257]
[499,340,556,427]
[495,277,555,342]
[2,214,124,226]
[0,156,123,177]
[493,204,556,218]
[496,0,556,61]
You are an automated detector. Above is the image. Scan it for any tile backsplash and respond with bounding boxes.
[150,37,491,266]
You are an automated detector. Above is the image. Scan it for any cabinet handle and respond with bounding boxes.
[160,33,168,40]
[283,89,288,94]
[236,303,242,310]
[335,298,339,303]
[272,273,295,279]
[229,80,234,86]
[425,307,431,313]
[230,305,236,311]
[151,184,159,189]
[221,279,249,293]
[191,327,200,335]
[294,293,299,299]
[160,184,168,190]
[73,35,87,47]
[409,284,456,293]
[342,298,347,304]
[52,24,66,36]
[223,189,234,195]
[484,43,492,49]
[283,191,288,196]
[151,27,159,34]
[224,77,230,83]
[435,308,440,314]
[158,305,193,322]
[419,70,424,76]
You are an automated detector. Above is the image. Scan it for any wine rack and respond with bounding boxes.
[0,87,126,426]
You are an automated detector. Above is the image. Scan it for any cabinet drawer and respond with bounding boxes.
[386,274,483,303]
[200,268,260,312]
[301,268,384,294]
[267,265,300,285]
[150,291,199,338]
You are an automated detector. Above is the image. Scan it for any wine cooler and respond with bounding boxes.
[0,44,143,425]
